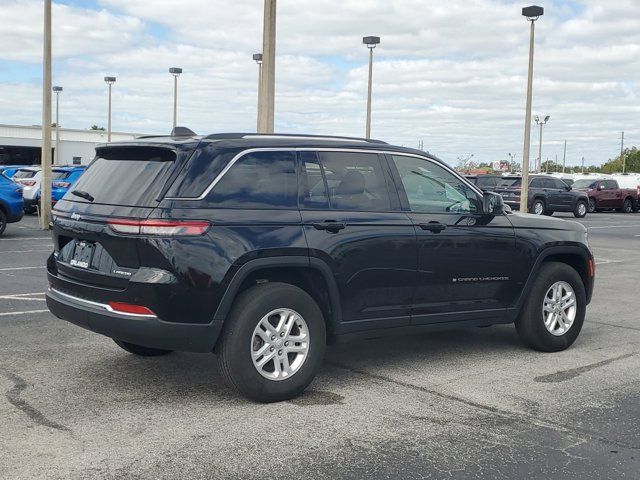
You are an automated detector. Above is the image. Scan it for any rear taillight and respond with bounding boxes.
[107,302,156,317]
[52,181,70,188]
[20,180,36,187]
[108,219,211,236]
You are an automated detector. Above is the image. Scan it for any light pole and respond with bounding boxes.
[534,114,550,173]
[258,0,276,133]
[41,0,52,229]
[169,67,182,131]
[363,35,380,139]
[253,53,263,132]
[53,86,62,165]
[104,76,116,142]
[620,131,625,173]
[562,139,567,173]
[520,5,543,213]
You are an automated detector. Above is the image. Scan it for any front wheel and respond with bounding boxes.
[574,200,587,218]
[515,262,586,352]
[587,198,596,213]
[113,339,173,356]
[216,282,326,403]
[0,209,6,236]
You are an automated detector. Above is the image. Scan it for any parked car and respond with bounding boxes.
[464,174,503,192]
[46,132,595,402]
[493,175,588,217]
[51,166,86,205]
[12,166,41,213]
[572,178,638,213]
[0,172,24,235]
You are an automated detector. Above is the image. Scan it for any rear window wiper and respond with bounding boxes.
[71,189,95,202]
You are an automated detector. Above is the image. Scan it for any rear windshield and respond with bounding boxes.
[52,170,70,180]
[572,179,598,189]
[497,177,521,187]
[66,147,176,206]
[14,169,38,179]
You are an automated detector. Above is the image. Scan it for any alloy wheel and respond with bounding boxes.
[577,203,587,217]
[251,308,309,381]
[533,201,544,215]
[542,281,577,336]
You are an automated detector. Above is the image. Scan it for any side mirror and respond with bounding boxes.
[483,192,505,215]
[598,184,605,191]
[565,185,572,191]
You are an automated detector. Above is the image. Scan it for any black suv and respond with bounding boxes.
[493,175,589,217]
[46,133,595,402]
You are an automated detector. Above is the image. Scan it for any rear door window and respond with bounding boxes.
[67,147,176,206]
[206,151,297,209]
[316,151,392,212]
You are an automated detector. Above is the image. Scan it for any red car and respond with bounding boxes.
[572,178,638,213]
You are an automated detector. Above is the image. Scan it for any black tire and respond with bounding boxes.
[574,200,587,218]
[113,339,173,356]
[0,209,6,236]
[216,282,326,403]
[587,198,596,213]
[621,198,633,213]
[543,210,554,216]
[531,198,545,215]
[515,262,586,352]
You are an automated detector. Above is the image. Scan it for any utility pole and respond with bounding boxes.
[40,0,52,230]
[581,156,585,174]
[621,131,625,174]
[253,53,263,132]
[562,139,567,173]
[258,0,276,133]
[520,6,544,213]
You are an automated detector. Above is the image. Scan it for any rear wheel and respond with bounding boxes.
[574,200,587,218]
[0,209,6,236]
[532,199,545,215]
[515,262,586,352]
[216,282,326,403]
[621,198,633,213]
[113,339,173,356]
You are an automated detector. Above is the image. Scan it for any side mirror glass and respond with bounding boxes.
[598,184,605,191]
[483,192,505,215]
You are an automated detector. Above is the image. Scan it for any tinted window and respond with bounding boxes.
[498,177,521,187]
[317,151,391,212]
[207,151,297,209]
[551,178,568,189]
[52,170,70,180]
[13,169,37,179]
[391,155,479,214]
[300,151,330,209]
[475,176,497,188]
[67,147,176,206]
[530,178,544,188]
[603,180,618,190]
[573,179,597,189]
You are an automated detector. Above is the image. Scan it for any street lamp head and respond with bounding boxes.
[52,86,63,93]
[544,115,550,123]
[522,5,544,19]
[534,115,540,123]
[104,76,116,85]
[252,53,263,64]
[363,36,381,48]
[169,67,183,76]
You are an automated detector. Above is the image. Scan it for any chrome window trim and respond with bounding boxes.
[48,287,157,318]
[165,147,484,201]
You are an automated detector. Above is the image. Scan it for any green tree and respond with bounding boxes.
[89,125,106,131]
[601,147,640,174]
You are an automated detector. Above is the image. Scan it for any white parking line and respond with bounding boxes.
[0,237,51,242]
[588,225,640,229]
[0,266,44,272]
[0,309,49,317]
[0,249,52,254]
[595,259,622,265]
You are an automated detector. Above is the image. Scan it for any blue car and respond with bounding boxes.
[0,165,28,179]
[0,172,24,235]
[51,166,86,205]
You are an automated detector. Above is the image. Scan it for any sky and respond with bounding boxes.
[0,0,638,167]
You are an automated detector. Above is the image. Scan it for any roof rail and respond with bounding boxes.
[203,132,387,144]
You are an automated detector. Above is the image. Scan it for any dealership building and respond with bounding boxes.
[0,124,139,166]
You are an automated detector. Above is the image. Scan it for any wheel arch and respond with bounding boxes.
[213,256,342,338]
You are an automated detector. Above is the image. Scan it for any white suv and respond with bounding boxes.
[13,167,41,213]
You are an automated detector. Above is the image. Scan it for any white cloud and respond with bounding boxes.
[0,0,638,167]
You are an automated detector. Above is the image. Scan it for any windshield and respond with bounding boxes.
[52,170,71,180]
[572,179,598,189]
[65,147,176,206]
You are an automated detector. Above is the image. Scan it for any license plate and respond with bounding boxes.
[70,241,94,269]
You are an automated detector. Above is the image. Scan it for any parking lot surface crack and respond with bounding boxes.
[3,370,72,433]
[534,352,636,383]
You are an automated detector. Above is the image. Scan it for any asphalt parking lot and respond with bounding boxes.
[1,212,639,479]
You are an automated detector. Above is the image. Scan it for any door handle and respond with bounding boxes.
[313,221,346,233]
[419,221,446,233]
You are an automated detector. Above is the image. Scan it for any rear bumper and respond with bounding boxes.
[23,197,38,210]
[46,287,223,353]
